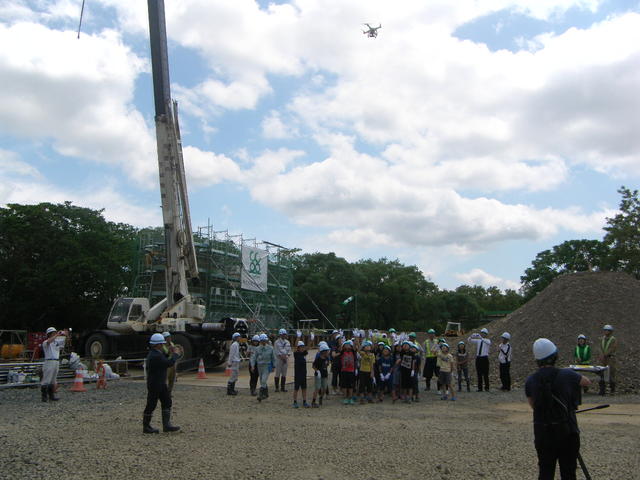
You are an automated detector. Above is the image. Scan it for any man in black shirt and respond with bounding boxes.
[143,333,180,434]
[525,338,590,479]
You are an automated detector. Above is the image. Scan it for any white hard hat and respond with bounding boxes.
[603,324,614,331]
[149,333,166,345]
[252,335,260,342]
[232,332,241,339]
[318,341,328,348]
[278,328,287,335]
[577,334,586,340]
[46,327,57,335]
[319,344,331,352]
[259,333,268,341]
[162,331,171,338]
[533,338,557,360]
[501,332,511,340]
[297,341,305,347]
[480,328,489,335]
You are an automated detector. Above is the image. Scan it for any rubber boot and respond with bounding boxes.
[610,383,615,395]
[41,386,48,402]
[599,380,606,396]
[232,381,239,395]
[274,377,280,392]
[250,387,256,396]
[280,377,287,392]
[425,380,430,391]
[227,382,237,396]
[143,414,159,434]
[161,409,180,432]
[265,386,269,398]
[467,382,471,393]
[257,387,265,402]
[47,384,59,402]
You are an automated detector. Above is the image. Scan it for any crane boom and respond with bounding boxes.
[147,0,199,308]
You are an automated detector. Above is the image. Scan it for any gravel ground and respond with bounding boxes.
[2,381,638,480]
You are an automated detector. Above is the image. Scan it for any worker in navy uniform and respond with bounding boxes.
[143,333,180,434]
[40,327,66,402]
[525,338,590,480]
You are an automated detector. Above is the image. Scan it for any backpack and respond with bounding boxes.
[534,368,571,437]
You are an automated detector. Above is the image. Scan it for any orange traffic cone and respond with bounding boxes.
[196,358,207,379]
[70,370,87,392]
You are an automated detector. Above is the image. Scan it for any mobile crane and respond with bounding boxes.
[82,0,247,365]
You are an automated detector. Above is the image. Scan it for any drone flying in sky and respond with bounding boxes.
[363,23,382,38]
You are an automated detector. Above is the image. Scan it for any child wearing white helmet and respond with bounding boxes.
[456,341,470,393]
[312,344,331,407]
[358,341,376,404]
[498,332,512,392]
[376,345,393,402]
[525,338,591,479]
[339,341,357,405]
[292,341,310,408]
[251,334,277,401]
[247,335,261,396]
[274,328,292,392]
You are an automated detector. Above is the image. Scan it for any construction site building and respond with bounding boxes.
[130,225,294,332]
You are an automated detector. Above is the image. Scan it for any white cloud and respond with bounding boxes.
[261,110,298,139]
[0,21,156,186]
[183,146,243,188]
[455,268,520,290]
[0,149,41,178]
[0,168,160,227]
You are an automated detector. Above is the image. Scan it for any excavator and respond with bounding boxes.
[82,0,247,366]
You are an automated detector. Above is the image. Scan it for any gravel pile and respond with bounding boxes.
[1,380,638,480]
[482,271,640,393]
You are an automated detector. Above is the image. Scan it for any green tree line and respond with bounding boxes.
[521,186,640,299]
[1,186,636,332]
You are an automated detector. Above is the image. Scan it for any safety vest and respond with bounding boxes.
[601,336,615,355]
[424,339,438,357]
[574,345,591,364]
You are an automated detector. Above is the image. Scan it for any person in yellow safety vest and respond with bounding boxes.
[422,329,440,391]
[574,335,591,365]
[599,325,617,395]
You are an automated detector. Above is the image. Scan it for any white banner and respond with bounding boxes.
[241,246,268,292]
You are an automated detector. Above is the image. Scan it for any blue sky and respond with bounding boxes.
[1,0,638,291]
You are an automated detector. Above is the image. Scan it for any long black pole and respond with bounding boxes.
[147,0,171,117]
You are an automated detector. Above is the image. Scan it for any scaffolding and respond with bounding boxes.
[130,224,294,331]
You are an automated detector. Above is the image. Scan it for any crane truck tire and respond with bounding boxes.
[85,333,109,358]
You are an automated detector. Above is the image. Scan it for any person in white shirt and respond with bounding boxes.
[498,332,513,391]
[468,328,491,392]
[274,328,292,392]
[227,332,242,396]
[40,327,65,402]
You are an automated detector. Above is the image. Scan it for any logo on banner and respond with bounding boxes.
[241,246,268,292]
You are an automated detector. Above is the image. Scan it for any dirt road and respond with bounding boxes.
[2,380,638,480]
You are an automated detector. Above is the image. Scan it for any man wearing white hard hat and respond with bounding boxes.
[525,338,590,479]
[227,332,242,396]
[143,333,180,434]
[598,325,617,395]
[274,328,292,392]
[498,332,513,391]
[40,327,66,402]
[468,328,491,392]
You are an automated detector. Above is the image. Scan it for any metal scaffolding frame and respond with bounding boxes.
[130,223,294,331]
